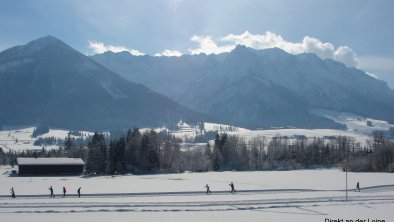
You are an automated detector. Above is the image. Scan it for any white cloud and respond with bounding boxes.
[89,32,362,68]
[300,36,335,59]
[333,46,358,68]
[222,31,290,51]
[365,72,378,79]
[188,35,235,55]
[88,41,145,56]
[190,31,359,67]
[154,49,182,57]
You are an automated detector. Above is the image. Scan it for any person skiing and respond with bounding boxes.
[77,187,81,198]
[356,181,361,192]
[229,182,236,193]
[63,186,66,197]
[205,184,211,194]
[10,187,15,198]
[49,186,55,198]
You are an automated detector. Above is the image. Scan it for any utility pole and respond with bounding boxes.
[344,155,349,202]
[346,167,348,202]
[343,166,348,201]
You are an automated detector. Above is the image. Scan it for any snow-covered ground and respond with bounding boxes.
[0,127,93,152]
[0,127,39,152]
[1,110,393,153]
[215,127,370,145]
[1,166,393,222]
[312,109,394,135]
[168,114,392,149]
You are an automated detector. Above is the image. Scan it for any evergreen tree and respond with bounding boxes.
[114,136,127,174]
[86,132,107,174]
[64,132,74,151]
[139,133,150,170]
[203,142,212,170]
[204,142,212,157]
[125,128,141,168]
[137,130,162,171]
[106,140,116,174]
[212,133,222,171]
[161,135,182,172]
[250,140,259,170]
[106,136,127,174]
[147,130,161,170]
[239,139,249,170]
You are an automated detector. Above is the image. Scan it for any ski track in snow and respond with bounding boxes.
[1,168,393,221]
[1,185,394,214]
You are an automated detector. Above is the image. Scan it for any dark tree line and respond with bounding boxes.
[0,148,17,166]
[33,131,92,147]
[2,129,393,173]
[346,130,394,172]
[209,132,393,172]
[31,126,49,138]
[33,137,63,146]
[83,129,392,174]
[84,129,185,174]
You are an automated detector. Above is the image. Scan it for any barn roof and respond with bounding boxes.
[17,158,85,165]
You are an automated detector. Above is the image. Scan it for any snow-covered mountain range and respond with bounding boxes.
[0,36,205,130]
[0,35,393,131]
[92,45,394,129]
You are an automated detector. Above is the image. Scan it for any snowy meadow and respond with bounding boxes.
[1,166,393,222]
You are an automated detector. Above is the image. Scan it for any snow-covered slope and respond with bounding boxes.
[0,127,93,152]
[312,109,394,135]
[170,112,393,147]
[205,123,369,145]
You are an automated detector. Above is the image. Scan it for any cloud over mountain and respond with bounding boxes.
[89,31,359,67]
[189,31,359,67]
[188,35,235,55]
[88,41,145,56]
[154,49,182,57]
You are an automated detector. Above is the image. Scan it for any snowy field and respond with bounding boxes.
[1,109,393,153]
[0,127,93,152]
[170,110,394,148]
[1,166,393,222]
[312,109,394,135]
[0,124,381,153]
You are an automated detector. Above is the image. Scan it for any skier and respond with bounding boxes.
[63,186,66,197]
[229,182,236,193]
[49,186,55,198]
[205,184,211,194]
[356,181,361,192]
[77,187,81,198]
[10,187,15,198]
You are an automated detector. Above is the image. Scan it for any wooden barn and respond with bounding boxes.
[17,158,85,175]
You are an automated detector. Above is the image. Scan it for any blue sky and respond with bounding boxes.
[1,0,393,87]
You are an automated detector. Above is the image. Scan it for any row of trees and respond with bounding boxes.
[1,129,393,173]
[210,133,367,171]
[0,148,16,165]
[346,130,394,172]
[210,132,393,172]
[83,129,393,174]
[85,129,184,174]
